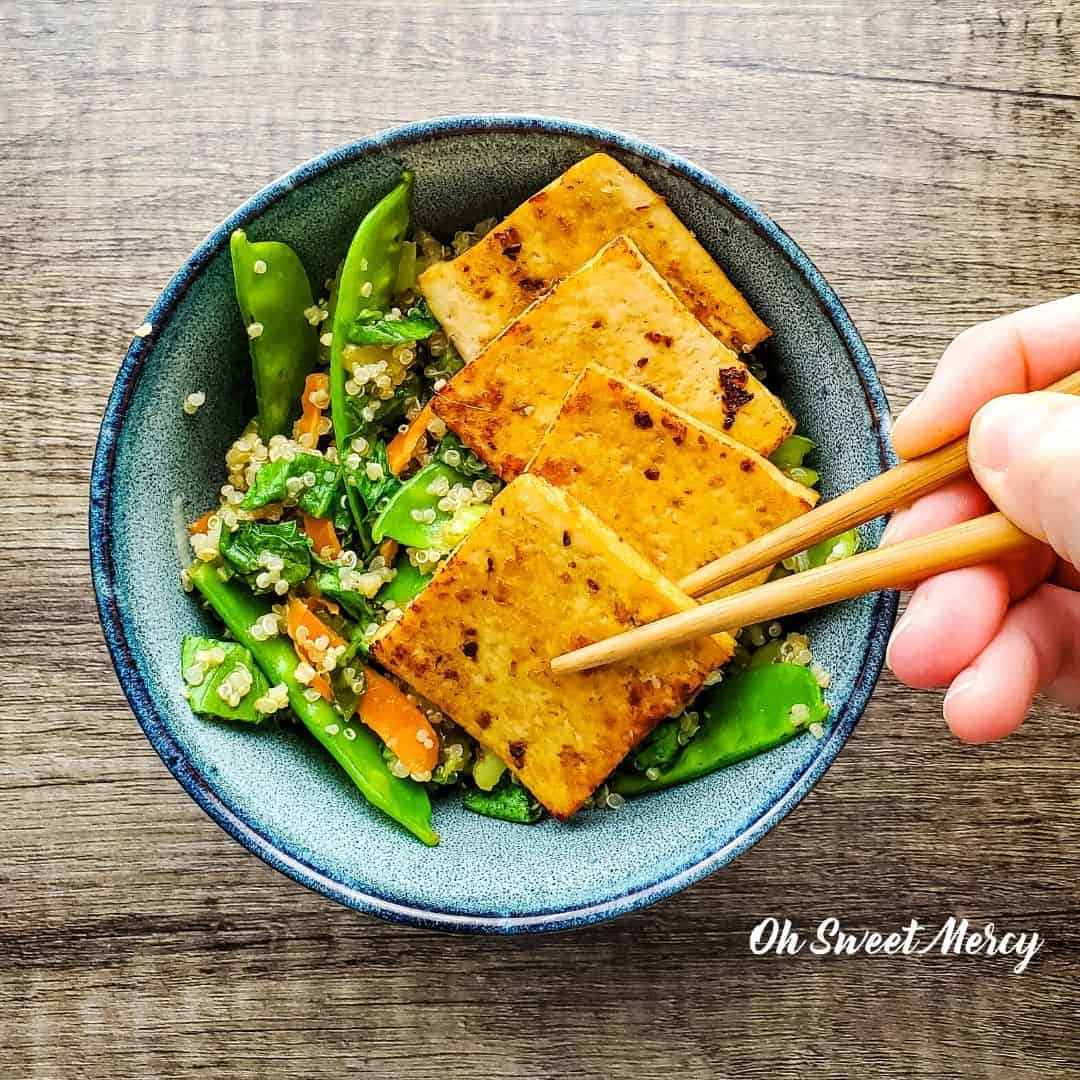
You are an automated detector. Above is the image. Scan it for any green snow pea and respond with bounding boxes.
[612,664,829,797]
[329,174,414,537]
[769,434,815,471]
[229,230,318,440]
[783,528,860,574]
[370,461,466,547]
[463,775,542,824]
[188,562,437,845]
[770,434,818,488]
[181,636,270,724]
[471,747,508,792]
[377,557,430,605]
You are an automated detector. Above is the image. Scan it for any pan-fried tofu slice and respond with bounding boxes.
[372,474,731,818]
[528,366,817,595]
[420,152,770,358]
[431,236,794,479]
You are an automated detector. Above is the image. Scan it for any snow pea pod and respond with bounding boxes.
[371,461,466,547]
[612,663,829,797]
[188,562,437,845]
[329,174,414,537]
[377,557,430,605]
[229,230,318,440]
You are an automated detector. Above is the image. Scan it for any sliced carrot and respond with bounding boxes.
[286,598,439,773]
[387,400,435,476]
[296,372,330,447]
[358,669,439,775]
[188,509,215,535]
[302,512,342,559]
[286,596,346,703]
[378,538,399,565]
[304,591,340,617]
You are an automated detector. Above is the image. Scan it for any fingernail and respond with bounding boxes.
[968,395,1037,475]
[943,667,979,725]
[885,590,925,673]
[880,510,907,547]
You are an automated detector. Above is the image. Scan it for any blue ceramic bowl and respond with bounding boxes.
[91,116,896,932]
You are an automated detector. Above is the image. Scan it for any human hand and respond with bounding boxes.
[884,294,1080,742]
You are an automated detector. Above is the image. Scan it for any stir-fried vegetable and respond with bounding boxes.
[347,300,438,347]
[229,230,318,440]
[219,520,312,591]
[241,452,341,519]
[463,775,542,823]
[471,746,508,792]
[387,402,435,476]
[770,433,818,488]
[377,558,429,604]
[181,636,270,724]
[358,669,440,777]
[188,562,438,845]
[612,664,829,796]
[783,528,860,574]
[371,461,466,547]
[296,372,330,446]
[330,174,415,543]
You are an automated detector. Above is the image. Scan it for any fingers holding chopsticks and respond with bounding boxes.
[891,293,1080,459]
[942,585,1080,743]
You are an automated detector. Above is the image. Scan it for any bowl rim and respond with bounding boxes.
[90,113,898,933]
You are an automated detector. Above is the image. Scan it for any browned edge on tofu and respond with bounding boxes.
[372,475,731,817]
[419,152,771,359]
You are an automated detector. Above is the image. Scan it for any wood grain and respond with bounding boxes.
[2,2,1079,1078]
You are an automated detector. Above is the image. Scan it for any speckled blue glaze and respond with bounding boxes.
[90,116,897,933]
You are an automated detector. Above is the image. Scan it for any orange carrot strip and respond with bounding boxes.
[358,669,439,775]
[285,596,346,703]
[305,592,341,617]
[378,538,399,565]
[387,401,435,476]
[302,512,342,560]
[296,372,330,446]
[188,509,215,535]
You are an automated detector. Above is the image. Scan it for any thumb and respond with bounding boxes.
[968,391,1080,568]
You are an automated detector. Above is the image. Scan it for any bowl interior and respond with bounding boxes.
[96,119,895,929]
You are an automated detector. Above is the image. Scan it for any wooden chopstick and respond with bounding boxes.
[677,369,1080,598]
[550,511,1037,675]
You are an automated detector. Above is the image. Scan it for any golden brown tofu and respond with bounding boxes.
[529,366,818,591]
[371,475,731,817]
[420,152,770,358]
[431,236,794,479]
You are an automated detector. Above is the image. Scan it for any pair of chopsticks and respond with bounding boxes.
[551,370,1080,675]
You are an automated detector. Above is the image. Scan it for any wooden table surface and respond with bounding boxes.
[4,2,1079,1077]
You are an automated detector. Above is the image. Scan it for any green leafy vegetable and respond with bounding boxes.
[425,339,465,382]
[613,664,829,797]
[352,440,403,517]
[241,453,341,519]
[463,775,542,824]
[347,301,438,347]
[181,636,270,724]
[434,432,499,483]
[315,566,381,623]
[219,520,312,589]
